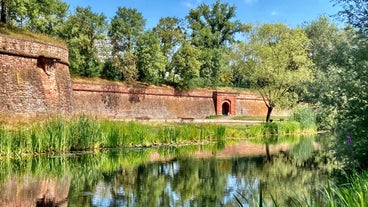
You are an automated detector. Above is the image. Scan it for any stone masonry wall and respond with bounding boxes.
[0,34,276,119]
[73,83,216,119]
[73,83,270,119]
[0,34,73,117]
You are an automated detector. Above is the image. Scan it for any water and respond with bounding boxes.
[0,134,333,207]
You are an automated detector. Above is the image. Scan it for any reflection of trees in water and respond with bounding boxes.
[258,138,332,206]
[0,135,336,206]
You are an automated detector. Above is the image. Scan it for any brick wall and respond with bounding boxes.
[0,34,73,117]
[0,34,280,119]
[73,82,271,119]
[72,83,216,119]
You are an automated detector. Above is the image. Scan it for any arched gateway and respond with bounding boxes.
[213,92,237,116]
[222,101,230,115]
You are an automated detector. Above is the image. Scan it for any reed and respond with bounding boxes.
[0,116,316,158]
[321,172,368,207]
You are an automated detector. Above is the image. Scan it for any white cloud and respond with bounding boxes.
[244,0,258,5]
[271,11,278,16]
[183,0,202,8]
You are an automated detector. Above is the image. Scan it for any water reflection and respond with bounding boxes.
[0,134,334,207]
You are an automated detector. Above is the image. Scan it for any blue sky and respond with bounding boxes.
[63,0,342,29]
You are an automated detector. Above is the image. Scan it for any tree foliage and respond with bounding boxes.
[136,31,167,84]
[108,7,146,81]
[186,0,247,49]
[231,24,314,121]
[333,0,368,35]
[169,41,201,90]
[153,17,185,60]
[109,7,145,55]
[1,0,68,36]
[304,16,368,168]
[186,0,249,86]
[61,6,107,77]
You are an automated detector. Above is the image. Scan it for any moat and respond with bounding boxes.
[0,134,333,207]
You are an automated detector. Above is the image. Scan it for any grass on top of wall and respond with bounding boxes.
[0,23,67,48]
[0,115,315,158]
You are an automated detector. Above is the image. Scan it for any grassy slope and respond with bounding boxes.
[0,23,67,48]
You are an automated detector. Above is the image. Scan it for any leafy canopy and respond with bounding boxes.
[231,24,314,121]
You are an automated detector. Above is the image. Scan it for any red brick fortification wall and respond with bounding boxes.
[73,83,271,119]
[236,93,288,117]
[236,93,268,116]
[73,83,216,119]
[0,34,73,117]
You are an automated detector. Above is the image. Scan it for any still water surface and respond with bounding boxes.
[0,134,332,207]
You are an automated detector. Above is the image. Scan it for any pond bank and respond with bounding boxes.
[0,116,316,158]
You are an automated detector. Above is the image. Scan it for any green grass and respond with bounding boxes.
[232,115,289,122]
[205,115,224,119]
[0,115,316,158]
[0,23,67,48]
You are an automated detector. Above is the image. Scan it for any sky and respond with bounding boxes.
[63,0,343,29]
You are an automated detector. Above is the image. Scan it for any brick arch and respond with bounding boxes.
[213,92,237,115]
[221,100,231,115]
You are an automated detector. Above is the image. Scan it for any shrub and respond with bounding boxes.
[291,106,317,130]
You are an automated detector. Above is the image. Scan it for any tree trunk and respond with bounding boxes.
[0,0,6,23]
[265,106,273,122]
[265,143,271,162]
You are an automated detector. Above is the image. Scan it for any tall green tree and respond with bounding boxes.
[108,7,146,81]
[0,0,68,36]
[329,0,368,169]
[153,17,185,84]
[186,0,247,48]
[186,0,249,86]
[61,6,107,77]
[153,17,185,60]
[333,0,368,35]
[0,0,7,23]
[303,17,357,129]
[136,30,167,84]
[169,41,201,90]
[232,24,314,122]
[305,15,368,168]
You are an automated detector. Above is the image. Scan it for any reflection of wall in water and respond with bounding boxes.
[0,175,71,207]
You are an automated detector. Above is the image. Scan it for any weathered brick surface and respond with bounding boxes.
[73,83,271,119]
[73,83,216,118]
[0,35,73,117]
[0,34,278,119]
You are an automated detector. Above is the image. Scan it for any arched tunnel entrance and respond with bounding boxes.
[222,102,230,115]
[213,91,237,116]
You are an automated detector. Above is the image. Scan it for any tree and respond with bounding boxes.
[168,41,201,90]
[108,7,146,81]
[302,17,358,129]
[186,0,248,48]
[1,0,6,23]
[61,6,107,77]
[136,30,167,84]
[333,0,368,35]
[153,17,185,60]
[232,24,314,122]
[24,0,69,35]
[186,0,249,86]
[0,0,68,36]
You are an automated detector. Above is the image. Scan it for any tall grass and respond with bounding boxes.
[244,121,302,137]
[322,172,368,207]
[291,106,317,131]
[0,116,317,158]
[0,116,238,157]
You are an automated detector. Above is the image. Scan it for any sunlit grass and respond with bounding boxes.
[232,115,289,121]
[0,23,67,48]
[0,115,316,158]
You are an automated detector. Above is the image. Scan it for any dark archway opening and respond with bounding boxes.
[222,102,230,115]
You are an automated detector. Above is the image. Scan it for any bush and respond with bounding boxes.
[291,106,317,130]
